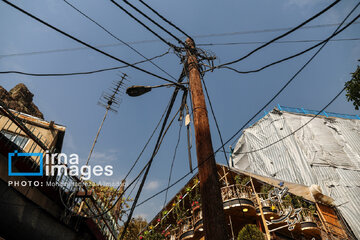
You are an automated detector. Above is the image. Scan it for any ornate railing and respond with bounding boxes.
[176,216,194,240]
[221,184,254,202]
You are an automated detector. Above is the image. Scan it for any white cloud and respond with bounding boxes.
[90,151,118,163]
[144,180,161,191]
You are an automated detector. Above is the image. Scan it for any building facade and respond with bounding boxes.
[0,84,119,240]
[232,106,360,239]
[143,165,351,240]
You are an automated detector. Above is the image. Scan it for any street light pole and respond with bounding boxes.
[186,38,229,240]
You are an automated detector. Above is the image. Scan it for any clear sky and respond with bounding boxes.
[0,0,359,221]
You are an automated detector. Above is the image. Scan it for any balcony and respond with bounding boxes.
[255,197,279,221]
[221,184,256,216]
[144,176,328,240]
[193,207,203,233]
[177,217,194,240]
[300,208,321,238]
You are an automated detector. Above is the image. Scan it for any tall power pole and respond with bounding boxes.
[186,38,229,240]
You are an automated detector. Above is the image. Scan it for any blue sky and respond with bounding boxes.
[0,0,359,220]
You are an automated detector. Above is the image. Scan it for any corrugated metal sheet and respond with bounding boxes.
[232,108,360,239]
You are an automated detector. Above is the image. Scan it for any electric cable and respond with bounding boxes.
[126,170,143,200]
[1,22,358,59]
[215,0,341,68]
[121,0,185,46]
[197,38,360,46]
[1,0,180,86]
[123,100,171,181]
[58,71,186,220]
[131,2,360,208]
[154,108,181,155]
[193,21,360,39]
[219,15,360,74]
[163,120,183,207]
[201,77,228,162]
[0,50,170,77]
[202,76,247,207]
[58,94,175,219]
[63,0,177,81]
[138,0,192,40]
[132,84,350,209]
[119,76,185,240]
[235,87,348,155]
[110,0,177,50]
[221,2,359,150]
[100,99,173,215]
[57,72,184,221]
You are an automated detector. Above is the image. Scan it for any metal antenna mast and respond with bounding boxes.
[85,73,127,167]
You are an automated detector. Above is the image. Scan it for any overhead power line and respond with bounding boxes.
[194,21,359,39]
[198,38,360,46]
[124,100,171,180]
[110,0,178,50]
[58,80,182,219]
[220,1,359,150]
[236,88,347,155]
[220,14,360,74]
[1,22,358,59]
[102,96,172,215]
[215,0,341,68]
[138,0,192,40]
[119,73,185,240]
[129,84,350,210]
[63,0,177,81]
[121,0,185,46]
[227,1,360,154]
[1,0,179,86]
[163,119,183,206]
[0,51,170,77]
[129,1,360,209]
[201,77,228,162]
[62,71,185,220]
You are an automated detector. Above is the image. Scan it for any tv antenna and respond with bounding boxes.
[85,73,127,167]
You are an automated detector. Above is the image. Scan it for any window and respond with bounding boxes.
[1,130,29,149]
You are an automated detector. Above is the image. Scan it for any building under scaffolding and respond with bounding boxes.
[232,105,360,239]
[144,164,352,240]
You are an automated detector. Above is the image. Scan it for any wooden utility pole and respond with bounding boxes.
[186,38,229,240]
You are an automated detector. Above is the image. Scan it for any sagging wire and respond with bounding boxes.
[125,1,360,210]
[118,71,187,240]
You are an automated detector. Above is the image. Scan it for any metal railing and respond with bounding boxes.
[221,184,254,202]
[176,216,194,239]
[193,209,202,225]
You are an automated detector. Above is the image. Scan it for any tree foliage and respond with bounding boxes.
[119,216,148,240]
[237,224,265,240]
[345,64,360,110]
[77,180,131,221]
